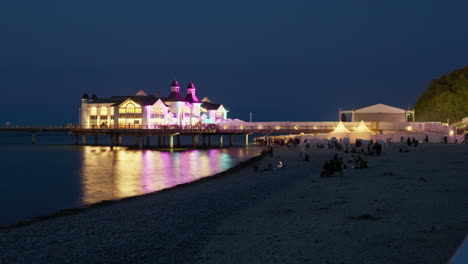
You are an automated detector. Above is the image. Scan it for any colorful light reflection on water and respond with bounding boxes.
[80,147,257,205]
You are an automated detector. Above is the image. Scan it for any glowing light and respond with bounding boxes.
[258,125,263,129]
[406,126,412,131]
[313,126,317,130]
[449,130,454,136]
[276,126,281,130]
[294,125,298,130]
[223,125,228,129]
[240,125,244,129]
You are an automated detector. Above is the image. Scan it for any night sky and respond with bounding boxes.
[1,0,467,125]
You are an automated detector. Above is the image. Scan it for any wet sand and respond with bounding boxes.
[1,144,467,264]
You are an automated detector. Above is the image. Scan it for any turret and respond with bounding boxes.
[166,80,184,101]
[184,82,199,103]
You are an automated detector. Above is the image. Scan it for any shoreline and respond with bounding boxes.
[0,151,265,231]
[0,144,466,264]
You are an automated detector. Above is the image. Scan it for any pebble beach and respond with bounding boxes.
[1,143,467,264]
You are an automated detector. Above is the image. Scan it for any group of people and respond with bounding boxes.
[320,154,345,177]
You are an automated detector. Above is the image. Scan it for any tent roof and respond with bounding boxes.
[353,121,374,134]
[329,121,351,134]
[355,104,406,114]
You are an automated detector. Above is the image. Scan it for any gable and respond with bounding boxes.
[355,104,406,114]
[118,98,141,108]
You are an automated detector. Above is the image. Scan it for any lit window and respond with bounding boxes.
[127,104,135,113]
[100,107,107,116]
[90,107,97,116]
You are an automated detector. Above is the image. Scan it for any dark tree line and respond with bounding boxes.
[414,66,468,123]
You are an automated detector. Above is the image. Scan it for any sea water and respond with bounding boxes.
[0,133,261,225]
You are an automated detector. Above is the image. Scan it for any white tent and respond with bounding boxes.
[350,121,374,142]
[354,121,374,134]
[328,121,351,140]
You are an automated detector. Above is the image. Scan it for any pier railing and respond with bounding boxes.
[0,121,452,134]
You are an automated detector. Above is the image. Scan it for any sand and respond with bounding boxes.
[0,144,467,264]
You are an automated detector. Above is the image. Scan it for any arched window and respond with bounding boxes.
[100,107,108,124]
[100,107,107,116]
[90,107,98,125]
[90,107,97,116]
[184,106,191,117]
[126,104,135,113]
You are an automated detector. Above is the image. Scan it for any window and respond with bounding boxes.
[90,107,97,116]
[119,102,142,115]
[126,104,135,113]
[151,113,164,119]
[100,107,107,116]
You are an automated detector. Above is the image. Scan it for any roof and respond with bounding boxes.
[90,95,159,106]
[355,104,406,114]
[201,102,222,110]
[171,80,179,87]
[165,92,184,101]
[187,82,196,89]
[185,93,200,103]
[201,97,212,103]
[136,90,147,96]
[329,121,351,134]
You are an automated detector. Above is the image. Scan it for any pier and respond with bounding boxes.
[0,121,451,148]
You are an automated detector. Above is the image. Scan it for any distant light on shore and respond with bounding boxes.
[406,126,412,131]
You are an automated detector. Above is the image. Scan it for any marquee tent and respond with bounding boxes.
[328,121,351,140]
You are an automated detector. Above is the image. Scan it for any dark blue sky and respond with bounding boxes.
[1,0,467,124]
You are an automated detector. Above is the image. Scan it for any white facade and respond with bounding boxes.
[79,81,228,128]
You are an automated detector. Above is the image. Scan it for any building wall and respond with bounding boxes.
[354,113,406,122]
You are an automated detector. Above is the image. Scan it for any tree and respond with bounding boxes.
[414,66,468,123]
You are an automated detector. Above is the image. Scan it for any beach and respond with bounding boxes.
[1,143,467,263]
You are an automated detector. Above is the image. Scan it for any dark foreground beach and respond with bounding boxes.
[1,144,467,264]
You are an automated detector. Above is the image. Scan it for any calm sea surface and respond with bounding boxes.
[0,134,261,225]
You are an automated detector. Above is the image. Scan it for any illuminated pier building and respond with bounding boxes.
[79,80,228,128]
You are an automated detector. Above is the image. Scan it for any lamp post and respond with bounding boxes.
[249,112,252,122]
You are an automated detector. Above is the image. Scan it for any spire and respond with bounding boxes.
[82,93,89,99]
[187,82,195,89]
[91,93,98,100]
[171,80,180,87]
[185,81,199,103]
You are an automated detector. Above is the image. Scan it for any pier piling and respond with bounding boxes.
[219,135,223,147]
[169,135,174,149]
[82,135,87,145]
